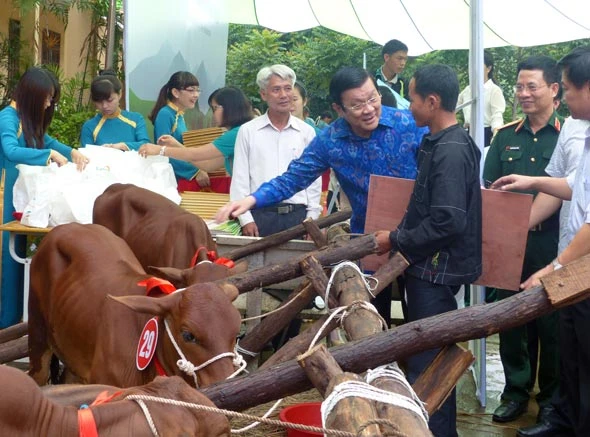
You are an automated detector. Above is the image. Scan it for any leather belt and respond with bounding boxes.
[259,203,306,215]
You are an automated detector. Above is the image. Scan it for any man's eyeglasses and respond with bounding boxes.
[342,93,382,113]
[514,83,547,94]
[183,86,201,94]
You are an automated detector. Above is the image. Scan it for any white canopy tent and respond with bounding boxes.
[220,0,589,407]
[225,0,590,56]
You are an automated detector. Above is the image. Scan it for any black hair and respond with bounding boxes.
[484,51,495,82]
[329,67,377,107]
[148,71,199,123]
[320,111,333,120]
[412,64,459,112]
[208,87,254,129]
[294,81,308,101]
[381,39,408,57]
[90,70,122,102]
[378,86,397,108]
[517,55,560,86]
[558,46,590,89]
[13,66,60,148]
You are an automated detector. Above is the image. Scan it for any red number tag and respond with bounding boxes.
[136,317,159,370]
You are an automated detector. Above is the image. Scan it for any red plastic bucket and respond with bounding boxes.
[279,402,323,436]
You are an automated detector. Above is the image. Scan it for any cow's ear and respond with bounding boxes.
[229,260,249,276]
[147,266,187,288]
[108,293,179,316]
[218,283,239,302]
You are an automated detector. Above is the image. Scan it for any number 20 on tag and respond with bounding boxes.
[136,317,159,370]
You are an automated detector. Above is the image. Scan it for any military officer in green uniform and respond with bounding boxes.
[484,55,562,426]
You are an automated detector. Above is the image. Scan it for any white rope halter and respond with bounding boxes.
[162,318,247,388]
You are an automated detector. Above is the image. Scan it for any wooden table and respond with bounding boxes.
[0,221,52,321]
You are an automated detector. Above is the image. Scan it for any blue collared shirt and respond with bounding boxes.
[252,105,428,233]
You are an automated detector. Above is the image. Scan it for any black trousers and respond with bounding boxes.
[546,300,590,436]
[251,204,307,237]
[405,274,460,437]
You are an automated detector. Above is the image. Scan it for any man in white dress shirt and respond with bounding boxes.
[230,64,321,237]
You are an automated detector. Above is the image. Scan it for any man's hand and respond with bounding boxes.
[490,174,535,191]
[521,264,554,290]
[215,196,257,223]
[375,230,393,255]
[195,170,210,187]
[241,222,259,237]
[157,135,183,148]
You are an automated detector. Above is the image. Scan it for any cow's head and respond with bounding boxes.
[148,259,248,289]
[109,281,241,387]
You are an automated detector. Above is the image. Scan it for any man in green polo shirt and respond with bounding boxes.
[484,55,562,426]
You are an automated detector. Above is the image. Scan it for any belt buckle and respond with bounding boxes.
[277,205,290,214]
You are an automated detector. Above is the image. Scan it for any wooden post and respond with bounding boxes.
[299,345,381,436]
[260,252,409,368]
[324,373,381,436]
[237,280,315,360]
[367,362,431,436]
[302,218,328,248]
[202,284,565,411]
[223,210,351,261]
[0,322,28,344]
[225,233,379,294]
[0,336,28,363]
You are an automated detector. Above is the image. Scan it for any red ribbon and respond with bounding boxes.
[190,246,235,269]
[78,390,123,437]
[138,277,176,296]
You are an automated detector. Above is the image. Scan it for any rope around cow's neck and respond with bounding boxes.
[162,319,247,388]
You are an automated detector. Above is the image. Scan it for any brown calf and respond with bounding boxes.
[2,366,229,436]
[28,223,242,388]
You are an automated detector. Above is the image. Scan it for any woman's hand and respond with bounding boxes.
[50,150,68,167]
[70,149,89,171]
[195,170,210,187]
[138,143,162,157]
[157,135,183,148]
[103,142,128,151]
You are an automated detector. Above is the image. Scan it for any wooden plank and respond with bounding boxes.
[412,344,475,415]
[541,252,590,307]
[0,220,52,235]
[182,127,227,177]
[179,191,230,220]
[363,175,532,290]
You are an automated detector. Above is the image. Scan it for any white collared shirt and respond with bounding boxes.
[546,117,589,252]
[230,112,322,226]
[566,126,590,247]
[458,79,506,132]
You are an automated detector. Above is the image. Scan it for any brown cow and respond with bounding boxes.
[93,183,244,279]
[2,366,230,436]
[28,223,243,389]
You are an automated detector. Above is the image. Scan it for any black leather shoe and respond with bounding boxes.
[536,405,555,423]
[517,421,574,437]
[492,400,528,423]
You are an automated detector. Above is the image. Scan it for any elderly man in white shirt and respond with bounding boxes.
[230,64,322,237]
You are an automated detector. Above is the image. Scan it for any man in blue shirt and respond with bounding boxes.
[216,66,426,235]
[216,66,427,323]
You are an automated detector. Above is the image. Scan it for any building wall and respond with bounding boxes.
[0,1,93,79]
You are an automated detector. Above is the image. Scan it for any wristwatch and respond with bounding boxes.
[159,146,167,156]
[551,258,563,270]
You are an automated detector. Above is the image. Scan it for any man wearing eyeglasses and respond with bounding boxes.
[484,56,563,426]
[217,66,427,323]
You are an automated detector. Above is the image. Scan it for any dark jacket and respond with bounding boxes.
[389,124,482,285]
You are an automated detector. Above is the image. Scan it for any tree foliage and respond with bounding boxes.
[227,23,590,123]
